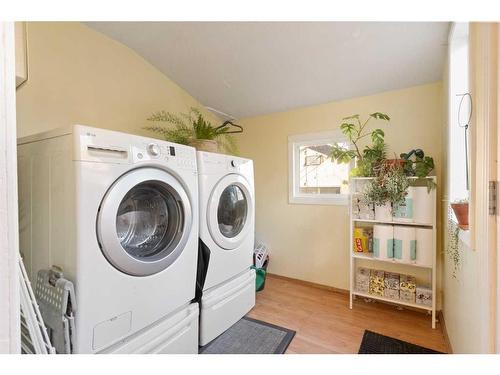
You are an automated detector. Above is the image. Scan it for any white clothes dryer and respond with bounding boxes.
[196,151,256,346]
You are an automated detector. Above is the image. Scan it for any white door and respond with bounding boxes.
[207,174,253,250]
[97,167,192,276]
[0,22,20,353]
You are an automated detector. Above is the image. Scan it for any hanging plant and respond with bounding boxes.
[446,207,461,278]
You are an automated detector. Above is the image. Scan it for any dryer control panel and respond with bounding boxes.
[197,151,253,176]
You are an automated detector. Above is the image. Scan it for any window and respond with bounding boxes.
[288,130,350,205]
[448,22,470,203]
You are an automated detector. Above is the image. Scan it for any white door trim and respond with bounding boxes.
[0,22,20,354]
[470,22,498,354]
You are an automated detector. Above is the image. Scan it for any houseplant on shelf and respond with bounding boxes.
[144,107,239,154]
[400,148,437,191]
[330,112,390,177]
[362,163,409,221]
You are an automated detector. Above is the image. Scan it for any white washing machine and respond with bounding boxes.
[197,151,256,346]
[17,125,199,353]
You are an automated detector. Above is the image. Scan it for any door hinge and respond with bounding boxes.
[489,180,497,215]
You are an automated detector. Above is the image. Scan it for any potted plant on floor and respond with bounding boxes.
[330,112,390,177]
[144,107,239,154]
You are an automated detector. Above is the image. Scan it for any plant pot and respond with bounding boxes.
[375,202,393,222]
[187,139,219,153]
[451,202,469,230]
[384,158,405,169]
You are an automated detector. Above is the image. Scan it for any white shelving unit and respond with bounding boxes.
[349,176,437,328]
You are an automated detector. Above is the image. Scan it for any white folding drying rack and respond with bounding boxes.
[19,257,55,354]
[34,266,77,354]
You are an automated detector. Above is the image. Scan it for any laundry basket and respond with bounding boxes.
[251,257,268,292]
[253,242,270,292]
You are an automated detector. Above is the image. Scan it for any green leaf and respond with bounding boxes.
[369,112,390,121]
[330,145,355,164]
[342,114,360,120]
[340,122,355,139]
[371,128,385,144]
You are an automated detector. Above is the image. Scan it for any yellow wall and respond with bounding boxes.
[16,22,219,138]
[237,82,443,291]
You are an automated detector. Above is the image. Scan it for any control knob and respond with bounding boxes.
[147,143,160,156]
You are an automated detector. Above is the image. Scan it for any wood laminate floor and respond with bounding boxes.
[247,274,449,354]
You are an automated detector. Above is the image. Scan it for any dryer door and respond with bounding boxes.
[207,174,253,250]
[97,167,192,276]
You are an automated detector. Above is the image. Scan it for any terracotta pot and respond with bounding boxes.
[187,139,218,153]
[384,158,405,168]
[451,202,469,230]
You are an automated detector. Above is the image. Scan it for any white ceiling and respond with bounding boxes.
[86,22,449,119]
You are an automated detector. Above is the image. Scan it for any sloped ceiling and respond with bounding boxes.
[87,22,449,119]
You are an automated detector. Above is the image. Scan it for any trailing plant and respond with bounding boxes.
[446,207,461,278]
[144,107,239,154]
[330,112,390,177]
[400,148,436,191]
[362,163,409,209]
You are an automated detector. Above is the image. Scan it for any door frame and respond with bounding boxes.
[0,22,20,354]
[470,22,498,353]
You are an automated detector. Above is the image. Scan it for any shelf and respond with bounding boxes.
[352,291,432,311]
[351,176,437,180]
[349,175,437,328]
[352,252,432,269]
[353,219,434,228]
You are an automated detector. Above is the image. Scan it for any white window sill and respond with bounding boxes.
[458,227,471,248]
[289,195,348,206]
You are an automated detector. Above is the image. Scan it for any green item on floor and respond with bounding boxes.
[251,266,267,292]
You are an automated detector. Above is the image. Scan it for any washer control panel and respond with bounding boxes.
[132,142,196,170]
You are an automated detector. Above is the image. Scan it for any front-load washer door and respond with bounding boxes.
[97,167,192,276]
[207,174,253,250]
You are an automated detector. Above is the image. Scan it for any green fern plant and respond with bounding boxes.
[144,107,239,155]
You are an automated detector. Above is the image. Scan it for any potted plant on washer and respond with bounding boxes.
[144,107,239,154]
[330,112,390,177]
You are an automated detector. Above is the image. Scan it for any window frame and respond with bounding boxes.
[288,130,350,206]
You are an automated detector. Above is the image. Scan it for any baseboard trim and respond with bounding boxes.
[438,310,453,354]
[266,273,349,295]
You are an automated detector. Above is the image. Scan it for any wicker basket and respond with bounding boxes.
[187,139,219,153]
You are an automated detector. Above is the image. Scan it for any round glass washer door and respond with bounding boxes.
[97,167,192,276]
[207,174,253,250]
